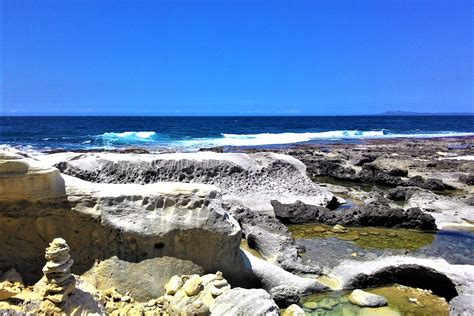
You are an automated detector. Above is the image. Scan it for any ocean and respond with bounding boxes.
[1,116,473,152]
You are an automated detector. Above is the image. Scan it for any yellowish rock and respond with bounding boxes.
[164,275,183,295]
[184,275,203,297]
[332,224,347,233]
[282,304,306,315]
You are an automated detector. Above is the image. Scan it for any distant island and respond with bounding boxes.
[378,111,474,116]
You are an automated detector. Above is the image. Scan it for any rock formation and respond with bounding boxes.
[0,151,251,290]
[210,287,280,315]
[50,151,338,212]
[163,271,231,314]
[348,289,388,307]
[35,238,76,307]
[271,200,437,230]
[0,151,65,200]
[331,255,474,313]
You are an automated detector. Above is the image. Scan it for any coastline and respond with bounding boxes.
[0,134,473,314]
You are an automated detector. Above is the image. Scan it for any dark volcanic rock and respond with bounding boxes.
[385,186,420,201]
[358,164,403,187]
[269,284,301,308]
[270,200,329,224]
[407,176,454,191]
[459,174,474,186]
[271,200,437,230]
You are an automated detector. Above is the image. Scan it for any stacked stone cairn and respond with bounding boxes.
[38,238,76,305]
[162,271,231,315]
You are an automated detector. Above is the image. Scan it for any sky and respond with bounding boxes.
[1,0,473,115]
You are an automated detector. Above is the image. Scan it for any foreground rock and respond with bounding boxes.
[50,151,338,212]
[211,288,279,315]
[348,289,388,307]
[0,152,249,290]
[272,200,437,230]
[164,271,231,315]
[82,256,204,301]
[228,202,324,275]
[331,255,474,314]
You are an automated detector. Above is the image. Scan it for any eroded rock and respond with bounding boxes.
[348,289,388,307]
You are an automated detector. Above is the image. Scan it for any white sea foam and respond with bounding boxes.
[101,131,156,139]
[97,131,157,144]
[177,130,474,148]
[92,130,474,148]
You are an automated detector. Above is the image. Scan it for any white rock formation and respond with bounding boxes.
[46,151,337,213]
[331,256,474,314]
[0,151,65,200]
[0,151,246,291]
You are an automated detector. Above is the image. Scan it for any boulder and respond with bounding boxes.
[164,275,184,295]
[272,200,437,230]
[82,256,203,301]
[282,304,306,316]
[210,288,279,316]
[348,289,387,307]
[184,275,204,297]
[269,284,301,308]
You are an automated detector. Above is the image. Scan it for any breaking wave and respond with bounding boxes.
[177,130,474,148]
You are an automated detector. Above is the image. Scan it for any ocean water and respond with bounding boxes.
[1,116,473,152]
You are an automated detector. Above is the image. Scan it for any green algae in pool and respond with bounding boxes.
[288,224,435,251]
[299,284,449,316]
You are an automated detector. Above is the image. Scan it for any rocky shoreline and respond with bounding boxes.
[0,136,473,315]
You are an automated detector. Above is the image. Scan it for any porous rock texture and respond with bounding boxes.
[51,151,338,212]
[271,200,437,230]
[210,287,280,315]
[227,202,324,275]
[331,256,474,314]
[0,152,250,291]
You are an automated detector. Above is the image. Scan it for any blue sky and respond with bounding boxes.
[2,0,472,115]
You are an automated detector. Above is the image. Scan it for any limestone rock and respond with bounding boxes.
[0,151,65,200]
[82,256,203,301]
[35,238,76,305]
[349,289,388,307]
[51,151,337,212]
[332,224,347,233]
[164,271,232,315]
[165,275,184,295]
[211,288,279,315]
[185,300,210,316]
[282,304,306,316]
[0,151,245,290]
[184,275,203,297]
